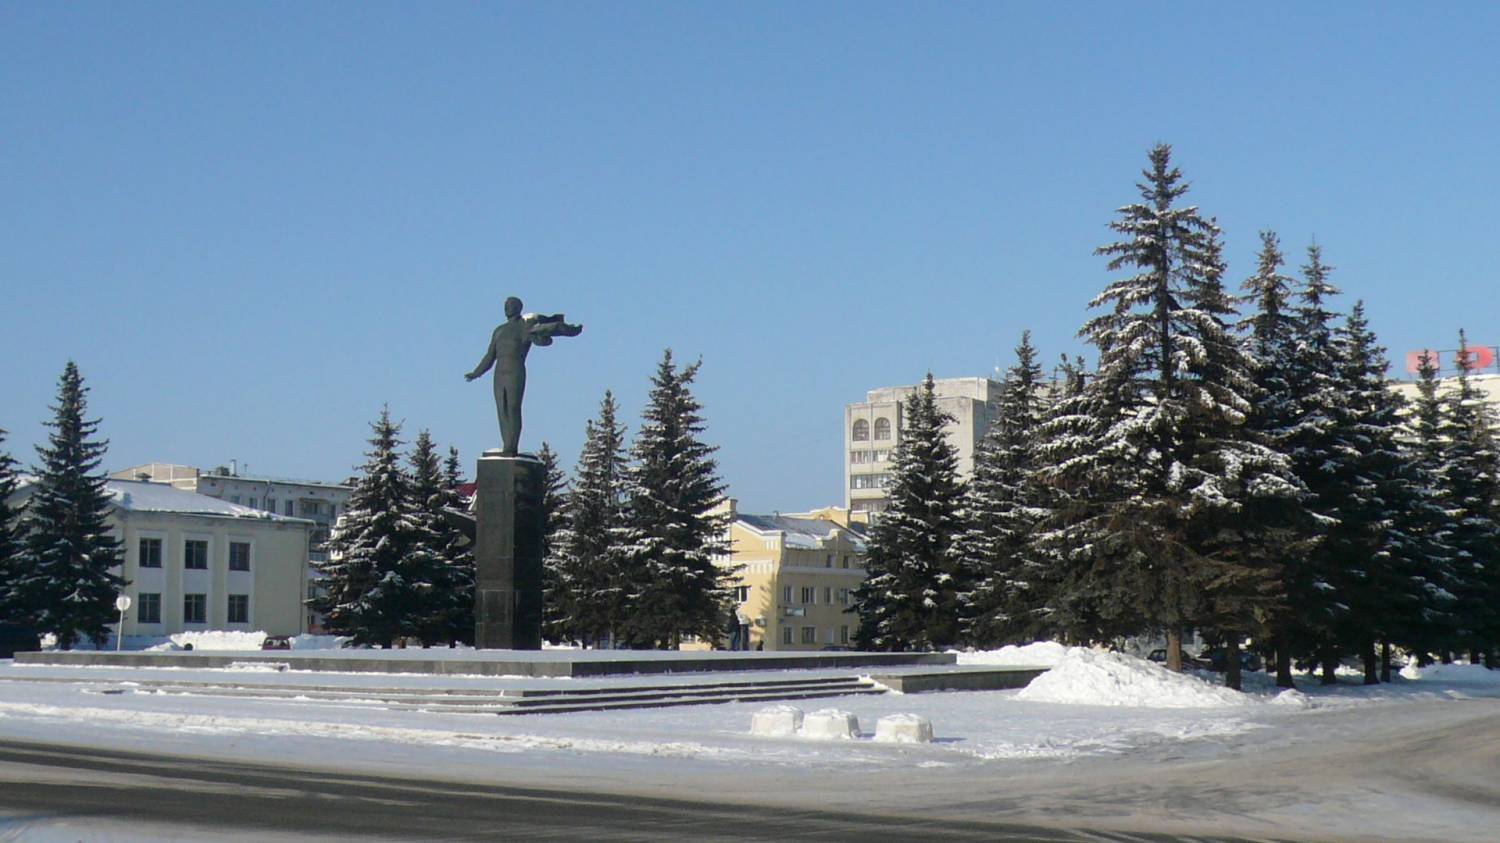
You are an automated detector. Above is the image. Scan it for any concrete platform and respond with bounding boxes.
[868,665,1049,693]
[13,648,957,678]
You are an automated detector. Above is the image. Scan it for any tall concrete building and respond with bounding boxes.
[843,377,1001,515]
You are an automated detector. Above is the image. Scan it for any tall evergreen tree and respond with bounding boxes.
[535,442,571,642]
[1403,351,1462,663]
[1286,243,1351,684]
[617,352,733,649]
[853,373,968,650]
[960,332,1047,646]
[312,408,428,647]
[406,430,459,646]
[1437,331,1500,665]
[0,429,23,622]
[546,393,629,646]
[13,363,123,648]
[1054,146,1288,671]
[439,446,475,644]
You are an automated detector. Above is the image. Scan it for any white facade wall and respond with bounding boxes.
[114,509,311,637]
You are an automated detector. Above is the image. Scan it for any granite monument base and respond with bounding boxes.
[474,451,545,650]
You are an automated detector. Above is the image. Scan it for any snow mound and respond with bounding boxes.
[957,641,1068,667]
[749,705,803,738]
[800,709,859,740]
[1400,662,1500,684]
[873,713,934,744]
[1015,648,1251,708]
[1270,689,1313,708]
[147,631,267,651]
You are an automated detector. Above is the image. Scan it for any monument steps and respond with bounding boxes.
[84,673,888,714]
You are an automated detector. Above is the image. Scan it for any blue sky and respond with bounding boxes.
[4,3,1498,512]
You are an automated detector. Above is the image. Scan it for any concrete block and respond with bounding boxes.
[749,705,804,737]
[873,713,934,744]
[800,708,859,740]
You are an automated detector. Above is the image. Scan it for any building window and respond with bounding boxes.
[874,449,890,462]
[734,585,749,603]
[852,419,870,441]
[838,588,850,606]
[823,586,832,605]
[138,538,162,568]
[840,625,850,644]
[782,585,792,603]
[230,495,240,504]
[873,418,892,441]
[229,542,251,572]
[850,450,876,464]
[801,626,816,644]
[841,555,850,569]
[825,554,833,568]
[285,501,295,516]
[137,593,161,624]
[248,497,258,509]
[781,626,793,645]
[184,540,208,570]
[850,474,892,490]
[227,594,249,624]
[183,594,206,624]
[801,587,815,604]
[266,498,276,513]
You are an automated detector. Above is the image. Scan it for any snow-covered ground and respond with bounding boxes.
[2,644,1498,841]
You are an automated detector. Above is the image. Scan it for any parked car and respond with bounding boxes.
[0,622,41,658]
[1146,648,1210,669]
[1200,646,1262,673]
[261,635,293,651]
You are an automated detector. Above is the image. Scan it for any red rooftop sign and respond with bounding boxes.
[1405,345,1499,375]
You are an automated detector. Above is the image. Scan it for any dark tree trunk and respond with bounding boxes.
[1225,637,1243,691]
[1275,637,1295,689]
[1486,650,1496,670]
[1380,641,1392,683]
[1361,641,1379,685]
[1166,627,1183,673]
[1469,648,1481,666]
[1441,650,1453,665]
[1320,648,1338,686]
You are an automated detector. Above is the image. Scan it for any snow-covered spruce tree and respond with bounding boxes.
[406,430,463,646]
[1403,351,1462,662]
[1053,146,1292,673]
[1236,230,1317,687]
[1286,244,1353,684]
[312,408,429,648]
[616,352,733,649]
[535,442,572,643]
[1438,331,1500,666]
[545,392,629,647]
[439,446,475,644]
[959,332,1047,647]
[1328,304,1454,682]
[13,363,123,648]
[0,429,27,622]
[853,373,968,651]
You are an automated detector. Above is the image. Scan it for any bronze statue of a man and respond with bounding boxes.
[465,296,582,456]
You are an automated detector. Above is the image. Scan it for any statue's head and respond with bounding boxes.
[504,296,523,318]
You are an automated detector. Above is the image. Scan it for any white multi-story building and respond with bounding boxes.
[843,377,1001,515]
[9,479,314,637]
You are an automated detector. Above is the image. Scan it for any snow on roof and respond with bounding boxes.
[105,479,311,523]
[736,513,867,551]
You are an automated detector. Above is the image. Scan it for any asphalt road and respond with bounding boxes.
[0,738,1283,842]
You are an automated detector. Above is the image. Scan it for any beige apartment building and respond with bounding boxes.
[8,479,313,638]
[717,501,869,651]
[844,376,1001,515]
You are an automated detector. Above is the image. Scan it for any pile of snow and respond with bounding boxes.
[1400,662,1500,684]
[800,709,860,740]
[873,713,934,744]
[146,631,268,651]
[749,705,804,737]
[956,641,1068,667]
[1015,647,1251,708]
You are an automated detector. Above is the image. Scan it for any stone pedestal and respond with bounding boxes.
[474,452,545,650]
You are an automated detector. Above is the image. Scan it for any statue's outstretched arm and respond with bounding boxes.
[465,332,497,381]
[525,314,584,347]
